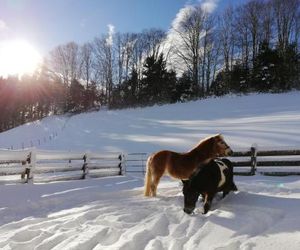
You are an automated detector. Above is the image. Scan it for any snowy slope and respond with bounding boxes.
[0,92,300,250]
[1,92,300,153]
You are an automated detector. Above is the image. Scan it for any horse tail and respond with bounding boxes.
[144,155,153,196]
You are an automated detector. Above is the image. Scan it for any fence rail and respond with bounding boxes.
[0,148,124,184]
[227,146,300,176]
[1,145,300,185]
[125,153,148,175]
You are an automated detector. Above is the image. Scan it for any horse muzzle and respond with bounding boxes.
[183,206,195,214]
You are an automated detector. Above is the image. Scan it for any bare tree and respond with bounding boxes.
[235,5,251,69]
[115,33,125,85]
[296,10,300,50]
[171,5,206,87]
[93,36,113,105]
[271,0,299,52]
[79,42,93,87]
[205,21,221,93]
[244,0,264,66]
[115,32,137,84]
[93,25,115,105]
[218,5,236,72]
[142,28,166,60]
[48,42,80,85]
[201,14,215,93]
[261,1,273,46]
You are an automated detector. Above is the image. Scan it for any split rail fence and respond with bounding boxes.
[0,148,124,184]
[1,145,300,185]
[230,146,300,176]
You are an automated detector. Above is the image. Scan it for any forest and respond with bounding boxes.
[0,0,299,132]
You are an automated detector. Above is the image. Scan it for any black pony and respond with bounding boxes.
[182,158,237,214]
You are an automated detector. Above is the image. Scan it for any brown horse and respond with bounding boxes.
[144,134,233,197]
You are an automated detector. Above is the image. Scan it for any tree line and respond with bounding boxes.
[0,0,299,132]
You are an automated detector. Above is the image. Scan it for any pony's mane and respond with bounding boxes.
[191,134,223,151]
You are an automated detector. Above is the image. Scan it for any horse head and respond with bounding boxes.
[182,179,200,214]
[211,134,233,157]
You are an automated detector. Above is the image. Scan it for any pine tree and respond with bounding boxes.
[252,42,280,92]
[173,72,198,101]
[68,79,85,112]
[139,53,175,105]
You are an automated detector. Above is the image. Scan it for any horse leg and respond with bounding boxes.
[151,174,161,197]
[200,193,205,202]
[203,193,214,214]
[144,166,153,196]
[222,190,229,198]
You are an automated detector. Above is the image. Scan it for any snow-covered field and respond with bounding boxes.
[1,92,300,249]
[0,174,300,250]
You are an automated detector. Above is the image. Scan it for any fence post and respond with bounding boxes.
[21,149,36,184]
[82,153,89,179]
[118,154,124,175]
[250,144,257,175]
[21,159,27,181]
[28,149,36,183]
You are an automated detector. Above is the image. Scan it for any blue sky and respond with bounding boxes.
[0,0,243,55]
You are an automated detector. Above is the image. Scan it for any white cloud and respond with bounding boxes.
[160,0,220,74]
[106,24,115,46]
[199,0,220,14]
[171,5,194,31]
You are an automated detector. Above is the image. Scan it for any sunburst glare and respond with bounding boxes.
[0,39,42,78]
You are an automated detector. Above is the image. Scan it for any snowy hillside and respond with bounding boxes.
[1,92,300,153]
[0,92,300,250]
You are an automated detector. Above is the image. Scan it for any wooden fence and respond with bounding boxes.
[125,153,148,175]
[229,146,300,176]
[1,146,300,185]
[0,148,124,184]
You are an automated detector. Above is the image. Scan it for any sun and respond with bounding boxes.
[0,39,42,78]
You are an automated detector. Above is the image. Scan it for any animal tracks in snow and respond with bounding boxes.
[0,176,300,249]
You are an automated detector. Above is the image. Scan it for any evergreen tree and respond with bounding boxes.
[173,72,198,101]
[122,68,139,106]
[210,72,229,96]
[83,80,98,110]
[139,53,176,105]
[211,63,250,95]
[68,79,85,112]
[252,42,280,92]
[252,42,299,92]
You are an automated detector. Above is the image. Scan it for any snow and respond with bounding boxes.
[1,92,300,153]
[0,92,300,249]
